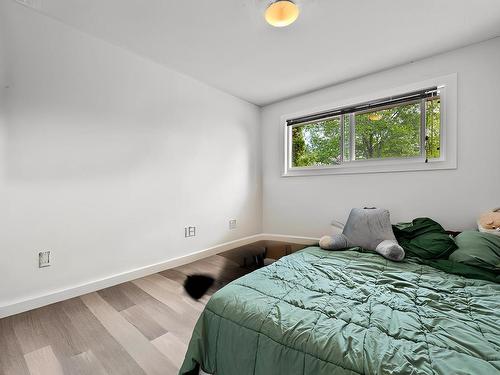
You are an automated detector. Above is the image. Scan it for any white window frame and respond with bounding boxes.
[282,74,457,177]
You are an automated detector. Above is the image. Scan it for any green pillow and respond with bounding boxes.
[451,231,500,273]
[422,258,500,283]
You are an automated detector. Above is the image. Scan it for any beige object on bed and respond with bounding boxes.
[478,207,500,236]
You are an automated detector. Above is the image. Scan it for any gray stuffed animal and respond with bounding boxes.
[319,208,405,261]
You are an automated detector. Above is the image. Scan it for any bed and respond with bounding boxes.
[179,247,500,375]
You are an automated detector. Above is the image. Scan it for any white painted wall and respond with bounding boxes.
[262,37,500,237]
[0,2,261,308]
[1,1,499,316]
[0,6,6,184]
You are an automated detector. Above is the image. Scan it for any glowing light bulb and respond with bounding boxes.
[265,1,299,28]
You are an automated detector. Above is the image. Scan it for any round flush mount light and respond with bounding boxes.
[265,1,299,27]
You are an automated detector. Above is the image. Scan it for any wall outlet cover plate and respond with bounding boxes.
[185,226,196,237]
[39,251,51,268]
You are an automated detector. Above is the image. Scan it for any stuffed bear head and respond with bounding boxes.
[478,208,500,234]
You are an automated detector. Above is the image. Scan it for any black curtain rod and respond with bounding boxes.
[287,87,438,126]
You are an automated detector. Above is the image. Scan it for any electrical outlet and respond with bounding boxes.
[229,219,237,230]
[38,251,51,268]
[184,226,196,238]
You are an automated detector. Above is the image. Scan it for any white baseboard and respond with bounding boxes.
[0,233,318,318]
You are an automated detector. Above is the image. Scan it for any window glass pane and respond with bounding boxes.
[354,102,421,160]
[291,117,341,167]
[426,97,441,159]
[343,115,350,161]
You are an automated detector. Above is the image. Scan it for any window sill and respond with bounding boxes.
[282,158,457,177]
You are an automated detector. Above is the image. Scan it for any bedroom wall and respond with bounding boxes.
[262,37,500,237]
[0,9,5,184]
[0,2,261,310]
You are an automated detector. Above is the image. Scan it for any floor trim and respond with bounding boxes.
[0,233,318,318]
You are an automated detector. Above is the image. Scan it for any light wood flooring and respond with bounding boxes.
[0,254,251,375]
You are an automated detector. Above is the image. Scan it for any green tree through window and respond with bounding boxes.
[292,117,341,167]
[290,97,440,167]
[354,102,421,160]
[426,98,441,159]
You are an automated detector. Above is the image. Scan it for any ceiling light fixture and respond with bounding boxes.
[265,1,299,28]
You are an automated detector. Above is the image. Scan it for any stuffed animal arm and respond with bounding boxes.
[319,208,405,261]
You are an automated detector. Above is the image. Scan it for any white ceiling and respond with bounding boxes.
[31,0,500,105]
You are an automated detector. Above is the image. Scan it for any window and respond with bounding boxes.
[283,76,457,177]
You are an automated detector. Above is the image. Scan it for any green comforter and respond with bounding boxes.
[179,247,500,375]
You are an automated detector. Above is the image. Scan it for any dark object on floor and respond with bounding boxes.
[184,274,215,300]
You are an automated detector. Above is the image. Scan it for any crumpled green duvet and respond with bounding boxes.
[179,247,500,375]
[393,217,457,259]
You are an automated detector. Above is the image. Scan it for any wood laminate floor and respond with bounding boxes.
[0,255,251,375]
